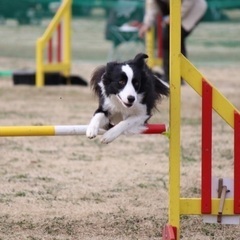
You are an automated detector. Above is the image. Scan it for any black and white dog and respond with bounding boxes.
[86,53,169,144]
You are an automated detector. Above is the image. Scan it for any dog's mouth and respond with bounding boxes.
[117,95,133,108]
[123,102,133,108]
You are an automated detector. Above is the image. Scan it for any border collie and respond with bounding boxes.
[86,53,169,144]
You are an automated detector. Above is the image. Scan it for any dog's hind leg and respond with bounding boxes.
[86,112,109,139]
[101,115,149,144]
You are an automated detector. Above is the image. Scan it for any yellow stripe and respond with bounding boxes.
[41,0,71,44]
[180,198,236,215]
[42,63,70,72]
[0,126,55,137]
[181,55,240,128]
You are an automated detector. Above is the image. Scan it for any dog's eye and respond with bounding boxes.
[132,79,139,88]
[118,80,126,86]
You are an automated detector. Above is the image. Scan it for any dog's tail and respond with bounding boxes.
[154,73,169,97]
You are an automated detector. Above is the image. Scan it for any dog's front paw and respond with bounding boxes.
[86,125,99,139]
[101,128,120,144]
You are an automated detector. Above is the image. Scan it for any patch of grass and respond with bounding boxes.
[137,182,159,189]
[109,187,125,193]
[220,148,233,160]
[181,146,198,163]
[103,211,164,238]
[36,176,54,182]
[25,147,33,153]
[156,177,167,190]
[0,111,40,119]
[0,193,12,203]
[182,117,200,126]
[9,157,19,163]
[80,192,105,203]
[69,153,93,162]
[15,174,28,179]
[137,183,148,189]
[137,143,155,154]
[8,174,29,182]
[91,192,105,203]
[15,191,26,197]
[15,219,35,230]
[190,186,200,195]
[0,169,7,176]
[26,237,42,240]
[79,196,91,201]
[43,216,76,236]
[38,150,58,155]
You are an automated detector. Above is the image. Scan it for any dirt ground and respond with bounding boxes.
[0,57,240,240]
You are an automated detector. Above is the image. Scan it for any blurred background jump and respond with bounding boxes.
[1,0,240,86]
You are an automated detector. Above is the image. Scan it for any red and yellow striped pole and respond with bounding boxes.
[0,124,166,137]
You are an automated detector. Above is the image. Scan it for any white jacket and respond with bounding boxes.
[143,0,207,31]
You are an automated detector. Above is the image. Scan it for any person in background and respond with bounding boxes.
[138,0,207,83]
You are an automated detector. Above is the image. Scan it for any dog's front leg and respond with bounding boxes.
[86,112,109,139]
[101,115,149,144]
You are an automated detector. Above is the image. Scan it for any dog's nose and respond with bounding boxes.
[127,95,135,103]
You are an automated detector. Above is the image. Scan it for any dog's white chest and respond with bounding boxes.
[109,112,123,125]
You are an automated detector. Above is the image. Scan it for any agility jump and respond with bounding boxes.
[164,0,240,239]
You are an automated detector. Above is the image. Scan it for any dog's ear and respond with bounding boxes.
[105,61,116,75]
[90,65,106,95]
[133,53,148,68]
[91,65,106,81]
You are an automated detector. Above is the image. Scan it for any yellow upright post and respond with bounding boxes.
[168,0,181,239]
[63,0,72,76]
[146,27,155,68]
[36,38,44,87]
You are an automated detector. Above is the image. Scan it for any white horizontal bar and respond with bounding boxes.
[55,125,105,135]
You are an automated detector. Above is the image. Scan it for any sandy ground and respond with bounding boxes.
[0,57,240,240]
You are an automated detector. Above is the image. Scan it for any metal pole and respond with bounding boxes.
[0,124,166,137]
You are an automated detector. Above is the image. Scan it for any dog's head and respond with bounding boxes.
[98,53,148,108]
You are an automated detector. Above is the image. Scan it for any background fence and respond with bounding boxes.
[0,0,240,65]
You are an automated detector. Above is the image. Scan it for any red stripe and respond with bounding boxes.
[234,111,240,214]
[48,38,53,63]
[144,124,166,134]
[201,79,212,214]
[57,23,62,62]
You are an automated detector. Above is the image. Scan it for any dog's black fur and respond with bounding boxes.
[86,53,169,143]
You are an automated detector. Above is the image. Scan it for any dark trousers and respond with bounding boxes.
[156,0,197,82]
[162,24,191,83]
